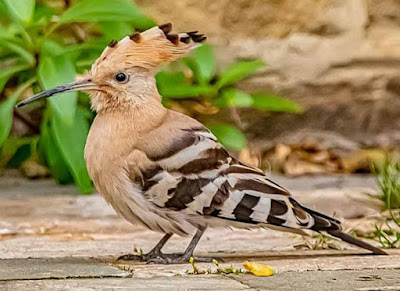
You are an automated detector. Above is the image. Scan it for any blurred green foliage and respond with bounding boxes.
[0,0,302,193]
[374,211,400,248]
[374,158,400,210]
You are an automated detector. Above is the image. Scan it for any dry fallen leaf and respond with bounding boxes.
[238,148,260,168]
[243,261,275,277]
[340,149,388,173]
[264,142,341,176]
[20,159,50,179]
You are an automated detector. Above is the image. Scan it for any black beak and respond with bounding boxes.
[15,78,94,108]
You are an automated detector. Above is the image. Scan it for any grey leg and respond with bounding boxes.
[148,233,173,255]
[147,226,217,264]
[117,233,173,261]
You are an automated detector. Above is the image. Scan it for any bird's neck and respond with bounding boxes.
[85,98,167,175]
[94,97,167,133]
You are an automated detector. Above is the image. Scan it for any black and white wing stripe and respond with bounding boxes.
[141,126,341,232]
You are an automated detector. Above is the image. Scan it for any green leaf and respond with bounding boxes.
[0,27,13,40]
[251,93,303,113]
[100,21,133,40]
[38,52,77,125]
[157,71,186,84]
[38,112,74,184]
[156,71,213,98]
[59,0,155,30]
[32,3,56,25]
[0,95,17,148]
[49,109,93,193]
[0,80,33,147]
[191,44,215,85]
[0,63,30,92]
[0,1,9,19]
[0,137,35,167]
[37,52,92,193]
[216,59,265,90]
[43,40,105,62]
[215,89,253,108]
[41,40,66,56]
[6,143,31,168]
[208,123,247,150]
[0,41,35,65]
[3,0,35,23]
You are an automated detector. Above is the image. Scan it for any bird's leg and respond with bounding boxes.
[117,233,173,261]
[147,226,216,264]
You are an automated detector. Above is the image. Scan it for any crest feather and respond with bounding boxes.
[92,23,206,73]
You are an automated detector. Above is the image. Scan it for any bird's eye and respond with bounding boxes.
[115,72,128,83]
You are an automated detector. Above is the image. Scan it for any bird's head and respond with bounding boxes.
[16,23,206,112]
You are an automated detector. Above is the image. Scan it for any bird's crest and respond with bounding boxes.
[91,23,206,74]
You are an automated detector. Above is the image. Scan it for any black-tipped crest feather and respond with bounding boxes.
[180,36,191,44]
[108,39,118,47]
[129,32,141,43]
[159,23,172,34]
[166,34,179,45]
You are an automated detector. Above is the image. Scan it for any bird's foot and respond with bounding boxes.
[117,253,146,261]
[117,250,161,262]
[118,252,218,264]
[147,254,218,264]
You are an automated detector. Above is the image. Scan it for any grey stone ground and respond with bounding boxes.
[0,170,399,290]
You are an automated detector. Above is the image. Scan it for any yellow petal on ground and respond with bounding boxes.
[243,261,275,277]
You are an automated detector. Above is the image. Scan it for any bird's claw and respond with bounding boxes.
[117,250,163,262]
[146,253,184,264]
[117,253,147,261]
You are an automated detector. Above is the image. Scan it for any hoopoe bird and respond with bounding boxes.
[17,23,387,263]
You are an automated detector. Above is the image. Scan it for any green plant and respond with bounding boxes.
[185,257,244,275]
[0,0,154,193]
[156,44,303,150]
[373,158,400,210]
[374,211,400,248]
[115,264,135,273]
[294,232,341,251]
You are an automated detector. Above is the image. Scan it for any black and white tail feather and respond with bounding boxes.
[140,124,387,255]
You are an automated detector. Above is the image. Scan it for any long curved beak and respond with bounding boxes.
[16,78,94,108]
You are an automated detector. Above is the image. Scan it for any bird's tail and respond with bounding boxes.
[298,203,388,255]
[327,229,388,255]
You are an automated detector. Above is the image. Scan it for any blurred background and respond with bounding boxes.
[0,0,399,194]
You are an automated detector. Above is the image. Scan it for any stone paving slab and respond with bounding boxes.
[0,257,130,281]
[4,248,394,281]
[1,269,399,291]
[0,276,253,291]
[231,268,400,291]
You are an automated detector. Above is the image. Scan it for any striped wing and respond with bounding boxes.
[141,126,340,232]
